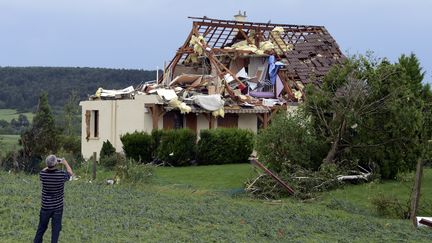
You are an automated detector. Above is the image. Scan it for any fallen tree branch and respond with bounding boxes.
[337,173,371,181]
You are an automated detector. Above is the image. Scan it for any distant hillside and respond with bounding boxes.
[0,67,157,111]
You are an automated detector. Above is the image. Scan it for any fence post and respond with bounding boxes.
[410,158,423,227]
[92,152,97,180]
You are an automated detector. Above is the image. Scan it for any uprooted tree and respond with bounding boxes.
[249,54,432,199]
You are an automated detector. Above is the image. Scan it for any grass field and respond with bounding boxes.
[322,169,432,217]
[0,134,20,154]
[1,164,431,242]
[0,109,34,122]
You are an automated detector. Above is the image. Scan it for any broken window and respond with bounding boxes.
[85,110,99,140]
[93,110,99,138]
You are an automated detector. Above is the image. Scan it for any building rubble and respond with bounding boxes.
[88,14,344,128]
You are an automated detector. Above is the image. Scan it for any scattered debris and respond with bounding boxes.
[417,217,432,228]
[86,15,343,127]
[250,158,295,195]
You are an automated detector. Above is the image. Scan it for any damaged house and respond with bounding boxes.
[80,13,344,159]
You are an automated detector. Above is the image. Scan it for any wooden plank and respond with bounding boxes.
[419,218,432,228]
[251,158,295,195]
[263,112,269,129]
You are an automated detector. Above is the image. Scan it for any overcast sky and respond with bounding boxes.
[1,0,431,82]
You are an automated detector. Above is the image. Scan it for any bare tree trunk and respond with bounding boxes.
[323,119,346,164]
[410,158,423,227]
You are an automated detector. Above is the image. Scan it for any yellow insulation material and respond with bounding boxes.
[189,35,206,56]
[270,26,293,55]
[168,97,192,114]
[212,107,225,118]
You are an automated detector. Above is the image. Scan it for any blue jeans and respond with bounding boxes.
[34,208,63,243]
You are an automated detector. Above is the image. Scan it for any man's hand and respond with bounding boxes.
[60,159,74,177]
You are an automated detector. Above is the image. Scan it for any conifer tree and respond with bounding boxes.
[20,92,59,172]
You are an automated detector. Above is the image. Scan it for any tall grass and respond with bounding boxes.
[1,168,431,242]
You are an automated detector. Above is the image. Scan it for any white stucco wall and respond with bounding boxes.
[80,97,161,160]
[196,115,209,138]
[80,100,114,160]
[238,114,257,134]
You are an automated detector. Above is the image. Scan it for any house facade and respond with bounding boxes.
[80,94,267,159]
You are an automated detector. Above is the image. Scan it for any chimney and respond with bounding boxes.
[234,10,247,22]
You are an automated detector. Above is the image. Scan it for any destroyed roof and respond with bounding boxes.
[168,16,344,85]
[91,16,345,121]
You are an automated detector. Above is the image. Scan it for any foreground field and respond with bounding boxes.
[1,165,432,242]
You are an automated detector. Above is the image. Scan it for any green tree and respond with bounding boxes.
[63,91,80,136]
[304,54,428,179]
[20,92,60,172]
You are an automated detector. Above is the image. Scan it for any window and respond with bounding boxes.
[85,110,99,140]
[93,110,99,138]
[217,114,238,128]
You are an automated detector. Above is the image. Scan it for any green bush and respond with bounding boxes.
[151,129,164,158]
[60,135,81,156]
[100,153,122,169]
[115,158,153,183]
[156,129,196,166]
[0,150,20,171]
[255,111,325,172]
[196,128,254,165]
[120,131,153,163]
[371,195,410,219]
[100,140,116,160]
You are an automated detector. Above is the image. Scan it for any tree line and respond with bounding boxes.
[0,67,157,112]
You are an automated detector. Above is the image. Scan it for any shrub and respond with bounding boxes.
[156,129,196,166]
[151,129,164,158]
[115,158,153,183]
[0,151,20,172]
[120,131,153,163]
[100,153,122,169]
[255,110,325,172]
[100,140,116,160]
[60,135,81,156]
[371,195,410,219]
[196,128,254,165]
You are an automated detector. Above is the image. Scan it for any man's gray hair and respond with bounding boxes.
[45,155,58,168]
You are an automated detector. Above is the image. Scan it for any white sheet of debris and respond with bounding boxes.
[193,94,224,111]
[97,86,135,98]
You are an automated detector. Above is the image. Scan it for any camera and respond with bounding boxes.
[56,158,63,163]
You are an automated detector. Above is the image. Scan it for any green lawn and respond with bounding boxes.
[322,168,432,217]
[0,134,20,153]
[153,163,256,191]
[0,109,34,122]
[1,165,431,242]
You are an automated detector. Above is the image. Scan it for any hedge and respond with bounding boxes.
[196,128,254,165]
[156,129,196,166]
[120,131,153,163]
